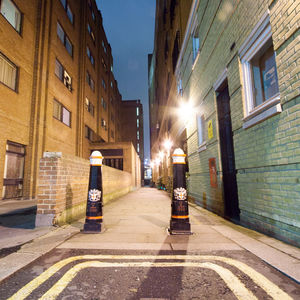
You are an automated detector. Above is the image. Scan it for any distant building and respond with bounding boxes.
[0,0,122,200]
[120,100,144,183]
[148,0,192,189]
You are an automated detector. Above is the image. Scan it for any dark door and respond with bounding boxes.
[217,85,240,221]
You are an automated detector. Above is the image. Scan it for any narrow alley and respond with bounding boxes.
[0,188,299,299]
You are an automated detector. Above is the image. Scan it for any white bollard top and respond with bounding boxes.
[172,148,186,164]
[90,150,103,166]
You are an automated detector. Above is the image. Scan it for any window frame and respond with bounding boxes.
[191,16,200,66]
[239,12,281,129]
[0,0,22,34]
[60,0,74,24]
[57,22,73,57]
[86,45,95,66]
[0,51,18,91]
[53,99,71,127]
[85,97,94,116]
[55,58,72,91]
[87,23,95,43]
[197,114,206,152]
[86,71,95,92]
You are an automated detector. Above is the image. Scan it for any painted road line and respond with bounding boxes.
[8,255,292,300]
[39,261,257,300]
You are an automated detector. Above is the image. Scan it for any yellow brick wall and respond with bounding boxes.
[36,152,135,226]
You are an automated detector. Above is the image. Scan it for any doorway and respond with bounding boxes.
[216,84,240,221]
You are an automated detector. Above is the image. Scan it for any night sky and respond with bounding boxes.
[96,0,156,161]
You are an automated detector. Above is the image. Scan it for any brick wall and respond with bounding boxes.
[35,152,133,226]
[177,0,300,247]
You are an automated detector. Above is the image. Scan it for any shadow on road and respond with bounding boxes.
[129,235,190,300]
[0,206,37,229]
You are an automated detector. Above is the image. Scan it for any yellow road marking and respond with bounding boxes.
[40,261,257,300]
[8,255,292,300]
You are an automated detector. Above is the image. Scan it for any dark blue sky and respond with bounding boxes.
[96,0,156,161]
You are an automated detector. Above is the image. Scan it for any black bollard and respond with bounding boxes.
[169,148,191,235]
[83,151,103,233]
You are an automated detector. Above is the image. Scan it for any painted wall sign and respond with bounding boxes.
[208,120,213,139]
[209,158,218,188]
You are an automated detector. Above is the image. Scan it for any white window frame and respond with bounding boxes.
[239,12,281,129]
[197,114,206,152]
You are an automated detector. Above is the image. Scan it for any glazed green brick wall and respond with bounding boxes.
[179,0,300,246]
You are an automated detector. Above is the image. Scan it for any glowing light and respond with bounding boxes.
[163,139,173,152]
[178,101,195,125]
[158,151,164,160]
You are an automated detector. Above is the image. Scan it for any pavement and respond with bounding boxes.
[0,187,300,285]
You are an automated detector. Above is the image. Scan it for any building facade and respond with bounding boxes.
[170,0,299,246]
[149,0,192,189]
[0,0,122,200]
[120,100,144,183]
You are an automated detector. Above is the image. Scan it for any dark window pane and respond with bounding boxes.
[67,4,73,24]
[57,23,64,44]
[65,36,72,56]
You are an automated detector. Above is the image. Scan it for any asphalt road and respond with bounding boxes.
[1,248,299,300]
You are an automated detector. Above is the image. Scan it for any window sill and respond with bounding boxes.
[198,142,207,153]
[243,101,282,129]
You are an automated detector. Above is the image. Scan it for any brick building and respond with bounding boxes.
[0,0,122,200]
[154,0,299,246]
[120,100,144,183]
[148,0,192,188]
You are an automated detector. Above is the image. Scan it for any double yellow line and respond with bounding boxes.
[8,254,292,300]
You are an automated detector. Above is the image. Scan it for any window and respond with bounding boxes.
[55,59,72,91]
[137,131,139,140]
[136,107,139,116]
[101,97,107,110]
[60,0,73,24]
[0,0,21,33]
[57,22,73,56]
[102,41,107,53]
[102,58,107,72]
[85,125,94,141]
[87,46,95,66]
[0,52,17,90]
[53,99,71,127]
[87,23,95,43]
[177,78,182,96]
[137,118,139,128]
[91,10,95,21]
[239,13,281,128]
[85,97,94,116]
[2,141,25,199]
[197,114,206,148]
[192,26,200,62]
[102,78,106,90]
[101,118,107,130]
[137,143,140,153]
[86,71,95,91]
[111,81,113,88]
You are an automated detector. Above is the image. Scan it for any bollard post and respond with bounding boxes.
[83,151,103,233]
[169,148,191,235]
